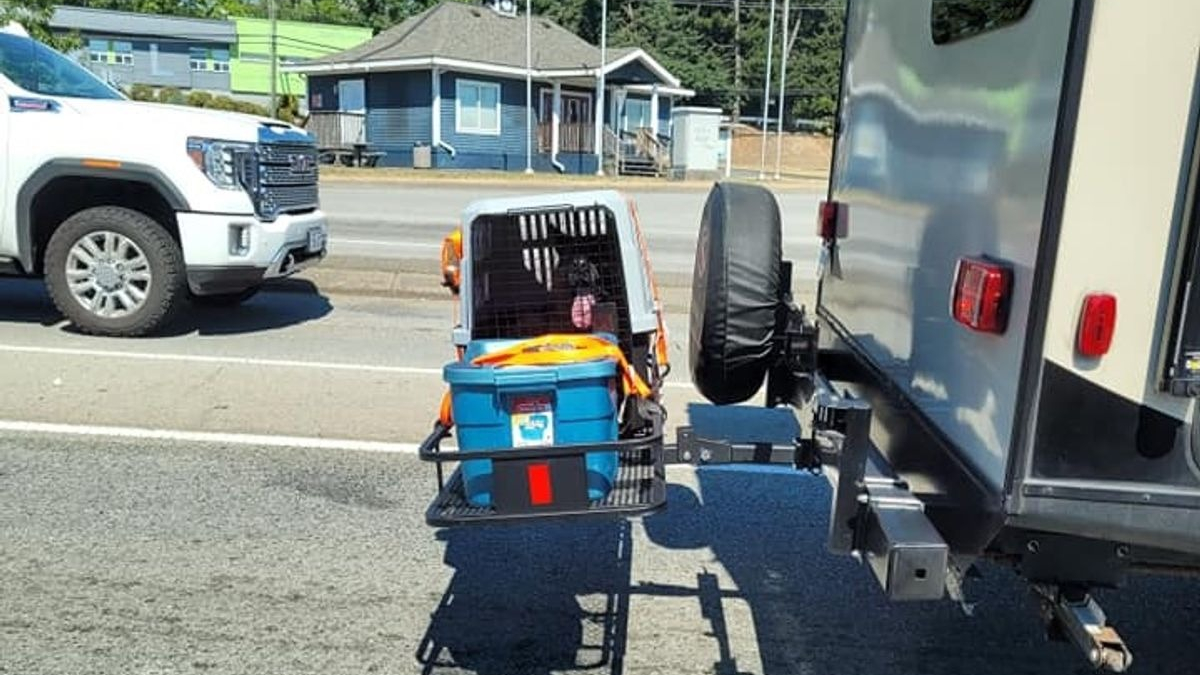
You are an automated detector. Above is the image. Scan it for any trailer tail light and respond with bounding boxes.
[1077,293,1117,358]
[952,257,1012,334]
[526,463,554,506]
[818,200,849,239]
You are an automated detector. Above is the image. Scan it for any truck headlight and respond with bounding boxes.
[186,138,254,190]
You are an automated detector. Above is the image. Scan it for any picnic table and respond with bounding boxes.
[318,143,386,168]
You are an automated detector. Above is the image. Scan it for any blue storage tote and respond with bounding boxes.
[444,343,620,508]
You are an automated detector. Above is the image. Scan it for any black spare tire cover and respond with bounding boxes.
[689,182,783,404]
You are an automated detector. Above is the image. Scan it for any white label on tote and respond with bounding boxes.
[511,396,554,448]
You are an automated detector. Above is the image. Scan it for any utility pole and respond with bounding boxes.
[595,0,607,176]
[268,0,278,118]
[758,0,775,180]
[525,0,534,174]
[774,0,789,180]
[732,0,741,123]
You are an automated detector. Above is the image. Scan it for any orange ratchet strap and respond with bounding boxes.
[471,334,653,399]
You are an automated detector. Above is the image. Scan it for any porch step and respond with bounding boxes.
[619,157,661,177]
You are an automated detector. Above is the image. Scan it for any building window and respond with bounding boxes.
[189,47,209,72]
[112,41,133,66]
[88,39,108,64]
[456,79,501,135]
[211,48,230,73]
[931,0,1034,45]
[623,98,652,132]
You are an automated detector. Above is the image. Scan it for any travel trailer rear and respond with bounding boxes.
[695,0,1200,668]
[418,0,1200,669]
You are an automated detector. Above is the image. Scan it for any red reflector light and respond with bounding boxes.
[527,463,554,506]
[951,257,1012,334]
[818,200,848,239]
[1077,293,1117,357]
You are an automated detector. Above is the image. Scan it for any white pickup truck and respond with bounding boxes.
[0,25,328,336]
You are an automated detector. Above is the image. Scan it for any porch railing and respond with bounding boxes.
[635,127,670,175]
[306,111,367,148]
[604,126,671,176]
[536,122,595,154]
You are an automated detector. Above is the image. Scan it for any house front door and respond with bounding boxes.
[336,79,366,145]
[539,90,594,153]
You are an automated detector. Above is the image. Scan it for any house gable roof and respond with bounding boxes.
[298,2,683,88]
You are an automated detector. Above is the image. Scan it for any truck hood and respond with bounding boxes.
[59,98,306,145]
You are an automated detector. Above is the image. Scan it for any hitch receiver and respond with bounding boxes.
[814,381,950,601]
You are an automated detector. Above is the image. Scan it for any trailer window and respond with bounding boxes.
[932,0,1034,45]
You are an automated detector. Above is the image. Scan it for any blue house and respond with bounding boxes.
[287,0,693,174]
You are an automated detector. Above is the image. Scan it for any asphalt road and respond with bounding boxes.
[0,182,1196,673]
[2,434,1197,675]
[318,182,826,284]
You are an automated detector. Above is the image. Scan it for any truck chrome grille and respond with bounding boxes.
[253,142,319,219]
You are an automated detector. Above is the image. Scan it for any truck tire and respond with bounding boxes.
[44,206,186,337]
[689,182,784,405]
[192,286,261,307]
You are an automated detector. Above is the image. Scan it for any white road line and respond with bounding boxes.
[331,238,441,249]
[0,419,422,453]
[0,343,443,376]
[0,343,695,389]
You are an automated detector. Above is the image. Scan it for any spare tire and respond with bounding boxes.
[689,182,783,405]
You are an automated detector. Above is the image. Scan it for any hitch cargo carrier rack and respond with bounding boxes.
[419,422,668,526]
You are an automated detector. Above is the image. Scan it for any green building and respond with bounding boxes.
[231,17,372,105]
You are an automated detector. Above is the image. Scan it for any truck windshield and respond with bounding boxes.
[0,33,123,100]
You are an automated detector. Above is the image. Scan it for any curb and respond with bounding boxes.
[319,169,829,193]
[266,255,696,311]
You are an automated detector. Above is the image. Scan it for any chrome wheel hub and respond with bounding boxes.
[65,231,152,319]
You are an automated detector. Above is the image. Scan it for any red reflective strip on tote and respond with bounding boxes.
[527,463,554,506]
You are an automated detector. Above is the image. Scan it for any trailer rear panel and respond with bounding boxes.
[823,0,1076,490]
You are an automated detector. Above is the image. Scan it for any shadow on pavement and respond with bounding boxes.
[417,519,633,675]
[0,277,332,337]
[642,466,1200,675]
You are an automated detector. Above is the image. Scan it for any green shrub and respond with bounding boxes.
[186,91,214,109]
[121,84,270,118]
[157,87,185,105]
[128,83,156,102]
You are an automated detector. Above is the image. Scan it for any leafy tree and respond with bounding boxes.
[0,0,79,49]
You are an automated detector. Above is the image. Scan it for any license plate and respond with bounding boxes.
[306,227,326,253]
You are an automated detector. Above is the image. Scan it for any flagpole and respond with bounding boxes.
[525,0,534,174]
[595,0,607,176]
[758,0,776,180]
[774,0,789,180]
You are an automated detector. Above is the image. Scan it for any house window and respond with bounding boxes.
[87,39,108,64]
[112,41,133,66]
[931,0,1034,45]
[623,98,652,132]
[189,47,209,72]
[211,48,230,73]
[337,78,366,113]
[456,79,501,135]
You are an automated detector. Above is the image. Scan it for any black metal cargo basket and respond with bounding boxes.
[419,422,667,526]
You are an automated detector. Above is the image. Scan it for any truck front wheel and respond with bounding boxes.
[44,206,186,337]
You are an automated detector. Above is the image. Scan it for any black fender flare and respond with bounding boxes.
[15,159,190,271]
